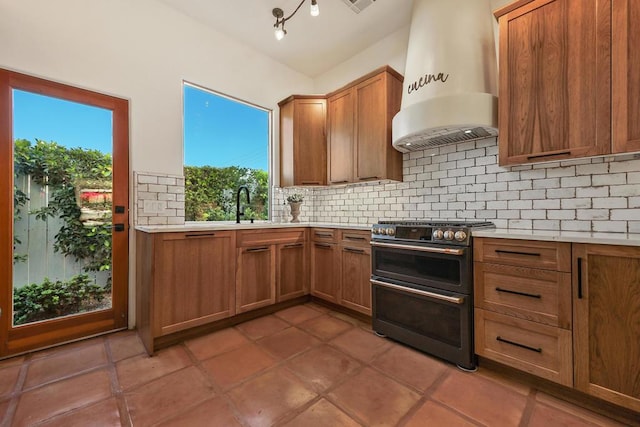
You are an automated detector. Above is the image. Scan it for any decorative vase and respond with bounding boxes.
[289,202,302,223]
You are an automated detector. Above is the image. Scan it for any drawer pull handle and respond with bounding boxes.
[315,232,333,238]
[185,233,216,238]
[314,243,332,249]
[283,243,303,249]
[344,247,365,254]
[496,336,542,353]
[495,249,541,257]
[495,287,541,299]
[345,236,367,241]
[245,246,270,253]
[527,150,571,160]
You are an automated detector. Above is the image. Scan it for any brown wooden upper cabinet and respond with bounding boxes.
[612,0,640,154]
[279,96,327,186]
[327,67,404,183]
[279,66,403,187]
[496,0,640,165]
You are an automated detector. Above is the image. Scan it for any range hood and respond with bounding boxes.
[392,0,498,152]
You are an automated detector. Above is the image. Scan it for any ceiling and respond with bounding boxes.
[158,0,415,77]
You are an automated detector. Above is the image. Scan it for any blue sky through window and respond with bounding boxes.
[183,84,269,170]
[13,89,113,153]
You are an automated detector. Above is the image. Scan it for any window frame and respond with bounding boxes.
[181,81,273,222]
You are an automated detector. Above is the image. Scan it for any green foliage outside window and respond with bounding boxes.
[13,139,113,325]
[184,165,268,221]
[13,274,107,324]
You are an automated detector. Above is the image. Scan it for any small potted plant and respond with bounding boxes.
[286,193,304,223]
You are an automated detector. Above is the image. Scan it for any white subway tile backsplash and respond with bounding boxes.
[135,140,640,233]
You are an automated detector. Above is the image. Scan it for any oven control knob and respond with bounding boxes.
[443,230,455,241]
[372,227,379,235]
[432,229,444,240]
[386,227,395,236]
[454,230,467,242]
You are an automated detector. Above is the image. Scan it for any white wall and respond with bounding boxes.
[0,0,313,176]
[313,26,410,94]
[0,0,314,327]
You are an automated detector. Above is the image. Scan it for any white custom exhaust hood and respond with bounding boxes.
[392,0,498,152]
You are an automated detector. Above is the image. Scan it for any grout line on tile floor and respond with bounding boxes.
[104,336,133,427]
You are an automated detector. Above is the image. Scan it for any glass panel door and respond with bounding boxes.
[0,68,129,356]
[12,90,114,326]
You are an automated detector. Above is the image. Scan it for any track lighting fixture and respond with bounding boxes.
[272,0,319,41]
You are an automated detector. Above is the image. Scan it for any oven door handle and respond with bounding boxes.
[370,241,465,256]
[370,279,465,305]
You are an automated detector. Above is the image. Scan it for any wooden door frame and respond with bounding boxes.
[0,68,129,356]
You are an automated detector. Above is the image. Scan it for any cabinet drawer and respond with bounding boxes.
[311,228,337,243]
[475,309,573,386]
[474,262,571,329]
[341,229,371,247]
[237,228,305,247]
[474,238,571,272]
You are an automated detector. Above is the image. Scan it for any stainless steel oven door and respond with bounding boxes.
[371,277,475,370]
[370,241,472,294]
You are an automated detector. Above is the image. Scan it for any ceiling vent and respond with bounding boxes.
[342,0,376,14]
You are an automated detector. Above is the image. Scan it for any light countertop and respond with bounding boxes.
[472,228,640,247]
[135,221,372,233]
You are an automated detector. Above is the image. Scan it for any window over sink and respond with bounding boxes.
[183,82,271,222]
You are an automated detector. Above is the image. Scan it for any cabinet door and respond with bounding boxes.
[155,232,235,336]
[310,241,339,303]
[277,242,308,302]
[339,245,372,315]
[573,244,640,411]
[236,245,276,313]
[612,0,640,153]
[294,98,327,186]
[354,73,389,181]
[497,0,611,165]
[327,88,354,184]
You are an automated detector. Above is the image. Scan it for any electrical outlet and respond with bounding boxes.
[143,200,165,214]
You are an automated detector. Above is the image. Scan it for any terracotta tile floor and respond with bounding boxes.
[0,303,632,426]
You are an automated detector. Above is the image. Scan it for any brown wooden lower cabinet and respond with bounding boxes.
[573,243,640,412]
[310,240,340,303]
[339,231,372,315]
[236,229,307,313]
[236,245,276,313]
[277,241,308,302]
[475,308,573,386]
[475,237,640,413]
[136,230,236,354]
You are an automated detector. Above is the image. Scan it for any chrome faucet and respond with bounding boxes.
[236,185,251,223]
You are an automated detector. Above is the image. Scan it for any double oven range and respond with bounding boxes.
[370,220,494,370]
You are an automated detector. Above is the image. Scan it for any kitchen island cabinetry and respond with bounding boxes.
[474,238,573,386]
[495,0,611,165]
[236,228,307,313]
[339,230,372,315]
[310,228,340,303]
[573,244,640,412]
[136,230,236,354]
[326,66,403,183]
[278,96,327,187]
